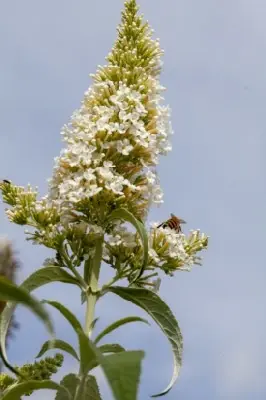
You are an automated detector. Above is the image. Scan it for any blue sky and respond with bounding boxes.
[1,0,266,399]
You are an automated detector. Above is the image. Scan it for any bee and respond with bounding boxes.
[157,213,186,233]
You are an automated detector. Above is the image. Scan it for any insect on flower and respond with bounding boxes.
[157,213,186,233]
[2,180,11,184]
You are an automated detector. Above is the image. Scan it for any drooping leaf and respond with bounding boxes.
[107,208,148,281]
[42,303,98,375]
[43,300,83,333]
[94,316,149,344]
[21,266,81,292]
[98,343,125,354]
[0,266,79,369]
[1,380,71,400]
[108,286,183,397]
[36,339,79,361]
[0,278,52,327]
[0,276,54,372]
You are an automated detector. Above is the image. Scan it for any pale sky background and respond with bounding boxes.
[0,0,266,399]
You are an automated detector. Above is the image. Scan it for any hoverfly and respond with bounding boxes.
[157,213,186,233]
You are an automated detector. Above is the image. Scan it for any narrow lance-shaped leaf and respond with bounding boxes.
[98,343,125,354]
[0,276,54,373]
[43,301,97,374]
[94,316,149,344]
[108,286,183,397]
[20,266,81,292]
[0,266,80,368]
[36,339,79,361]
[107,208,149,282]
[43,300,83,333]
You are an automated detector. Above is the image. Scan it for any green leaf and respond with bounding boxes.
[100,351,144,400]
[108,286,183,397]
[0,266,79,370]
[56,374,79,400]
[42,303,98,376]
[21,266,81,292]
[81,290,86,304]
[107,208,148,282]
[0,278,52,328]
[1,380,71,400]
[36,339,79,361]
[84,375,102,400]
[74,333,144,400]
[90,317,99,331]
[56,373,102,400]
[94,316,149,344]
[55,374,80,400]
[0,276,54,373]
[43,300,83,333]
[59,331,143,400]
[98,343,125,354]
[43,302,95,372]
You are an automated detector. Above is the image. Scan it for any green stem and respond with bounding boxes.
[69,264,86,289]
[60,246,86,289]
[74,238,103,400]
[100,266,131,296]
[101,275,121,293]
[84,238,103,337]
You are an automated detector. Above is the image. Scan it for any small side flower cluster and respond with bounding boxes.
[103,223,208,286]
[0,181,103,258]
[0,354,64,396]
[103,226,143,280]
[149,225,208,275]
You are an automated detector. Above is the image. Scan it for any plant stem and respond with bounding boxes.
[70,265,87,289]
[99,266,131,297]
[60,246,86,289]
[84,238,103,337]
[74,238,103,400]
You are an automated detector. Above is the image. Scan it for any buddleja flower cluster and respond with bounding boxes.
[48,0,172,223]
[0,0,208,285]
